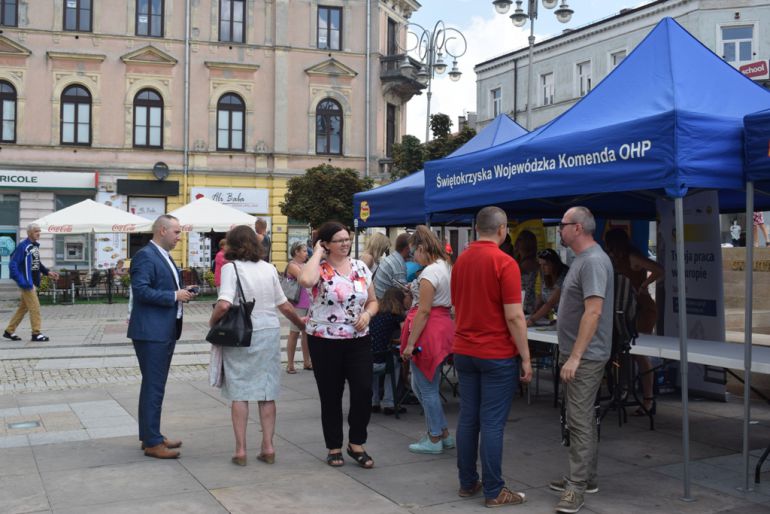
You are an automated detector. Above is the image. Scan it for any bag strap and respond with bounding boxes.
[232,263,247,305]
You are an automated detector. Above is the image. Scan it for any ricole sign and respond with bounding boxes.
[739,60,769,80]
[0,170,97,189]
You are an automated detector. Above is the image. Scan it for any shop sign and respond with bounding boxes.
[359,201,370,222]
[739,60,769,80]
[190,187,269,214]
[129,197,165,221]
[0,170,97,190]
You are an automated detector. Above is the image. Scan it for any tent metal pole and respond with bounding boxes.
[675,197,693,501]
[742,182,755,491]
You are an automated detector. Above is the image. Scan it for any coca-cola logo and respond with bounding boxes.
[48,225,73,233]
[740,60,768,78]
[111,224,136,232]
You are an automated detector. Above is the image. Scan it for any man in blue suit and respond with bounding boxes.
[128,214,196,459]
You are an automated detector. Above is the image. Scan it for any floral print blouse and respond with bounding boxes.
[306,258,373,339]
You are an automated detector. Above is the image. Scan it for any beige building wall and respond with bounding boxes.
[0,0,423,273]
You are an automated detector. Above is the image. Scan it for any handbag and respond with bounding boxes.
[206,263,254,347]
[279,265,302,304]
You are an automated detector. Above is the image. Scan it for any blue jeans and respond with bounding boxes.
[133,339,176,447]
[454,354,518,500]
[372,353,400,408]
[410,361,447,437]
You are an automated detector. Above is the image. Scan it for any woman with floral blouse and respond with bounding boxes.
[299,221,379,468]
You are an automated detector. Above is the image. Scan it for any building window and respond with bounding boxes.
[610,50,626,69]
[219,0,245,43]
[63,0,92,32]
[1,0,17,27]
[0,81,16,143]
[133,89,163,148]
[386,103,396,158]
[318,6,342,51]
[61,85,91,146]
[721,25,753,64]
[316,98,342,155]
[490,87,501,118]
[136,0,164,37]
[540,73,554,106]
[217,93,245,151]
[576,61,592,97]
[387,18,398,56]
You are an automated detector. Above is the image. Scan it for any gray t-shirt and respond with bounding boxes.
[557,244,614,362]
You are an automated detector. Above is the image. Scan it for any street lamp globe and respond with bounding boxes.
[434,52,447,74]
[416,67,430,84]
[399,55,414,71]
[542,0,558,9]
[555,2,574,23]
[448,61,462,82]
[510,10,528,27]
[493,0,513,15]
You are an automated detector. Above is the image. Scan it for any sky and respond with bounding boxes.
[406,0,652,141]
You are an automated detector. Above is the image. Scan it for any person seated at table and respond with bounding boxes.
[604,228,664,416]
[527,248,568,327]
[514,230,539,316]
[370,287,408,415]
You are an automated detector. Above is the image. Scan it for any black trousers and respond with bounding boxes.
[307,334,373,449]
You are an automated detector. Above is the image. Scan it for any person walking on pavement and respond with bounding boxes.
[4,223,59,342]
[128,214,197,459]
[451,206,532,507]
[549,206,614,514]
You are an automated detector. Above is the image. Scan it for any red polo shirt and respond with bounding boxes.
[451,240,522,359]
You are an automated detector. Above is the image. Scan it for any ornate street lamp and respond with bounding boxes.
[399,21,468,142]
[493,0,574,129]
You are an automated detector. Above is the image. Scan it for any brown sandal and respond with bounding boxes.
[346,445,374,469]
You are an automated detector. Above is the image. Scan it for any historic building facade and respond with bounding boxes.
[0,0,423,279]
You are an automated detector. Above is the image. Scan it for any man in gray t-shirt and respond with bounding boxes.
[550,206,613,514]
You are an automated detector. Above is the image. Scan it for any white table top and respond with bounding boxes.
[526,328,770,375]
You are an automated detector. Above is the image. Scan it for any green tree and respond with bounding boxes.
[280,164,373,228]
[443,125,477,156]
[430,113,453,140]
[391,134,425,179]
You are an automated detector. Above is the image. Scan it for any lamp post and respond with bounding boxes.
[400,21,467,142]
[492,0,573,129]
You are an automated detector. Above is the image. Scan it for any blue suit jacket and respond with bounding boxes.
[127,243,183,342]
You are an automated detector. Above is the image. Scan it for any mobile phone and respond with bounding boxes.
[188,286,200,294]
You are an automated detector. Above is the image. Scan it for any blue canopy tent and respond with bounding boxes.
[352,114,526,228]
[425,18,770,496]
[743,107,770,487]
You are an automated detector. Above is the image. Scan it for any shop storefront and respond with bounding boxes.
[0,170,97,281]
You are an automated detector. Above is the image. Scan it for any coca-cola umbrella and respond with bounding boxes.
[167,197,257,232]
[32,199,152,234]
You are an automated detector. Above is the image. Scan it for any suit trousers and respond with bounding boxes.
[307,334,373,449]
[6,288,42,334]
[133,339,176,447]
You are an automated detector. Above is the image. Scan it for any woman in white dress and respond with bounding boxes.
[209,225,305,466]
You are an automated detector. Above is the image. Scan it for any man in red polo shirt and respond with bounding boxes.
[451,205,532,508]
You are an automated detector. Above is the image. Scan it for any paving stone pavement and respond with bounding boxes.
[0,301,294,394]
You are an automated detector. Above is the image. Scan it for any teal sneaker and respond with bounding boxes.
[408,436,443,454]
[442,435,456,449]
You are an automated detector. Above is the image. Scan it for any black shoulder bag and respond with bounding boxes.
[206,263,254,347]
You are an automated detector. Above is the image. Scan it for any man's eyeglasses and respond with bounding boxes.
[557,222,578,231]
[330,238,351,244]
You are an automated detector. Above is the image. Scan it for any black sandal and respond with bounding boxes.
[326,452,344,467]
[346,445,374,469]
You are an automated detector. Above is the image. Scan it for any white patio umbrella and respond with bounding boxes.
[32,199,152,233]
[168,197,257,232]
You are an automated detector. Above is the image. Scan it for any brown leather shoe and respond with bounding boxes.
[141,438,183,450]
[144,443,180,459]
[458,480,483,498]
[484,487,526,507]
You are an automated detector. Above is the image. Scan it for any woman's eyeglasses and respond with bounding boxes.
[330,238,351,245]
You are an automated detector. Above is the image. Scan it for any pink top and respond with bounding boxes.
[306,258,372,339]
[287,261,311,309]
[214,250,229,287]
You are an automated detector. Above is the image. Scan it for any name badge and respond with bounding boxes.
[353,279,365,293]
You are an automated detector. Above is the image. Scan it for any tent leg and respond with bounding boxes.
[674,197,693,502]
[742,183,755,492]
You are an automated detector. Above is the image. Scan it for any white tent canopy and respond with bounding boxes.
[32,199,152,234]
[168,197,257,232]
